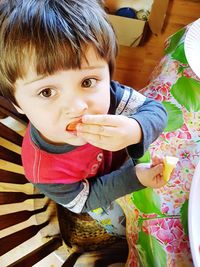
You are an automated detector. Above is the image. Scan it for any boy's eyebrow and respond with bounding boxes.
[24,75,46,85]
[24,65,106,85]
[81,65,106,70]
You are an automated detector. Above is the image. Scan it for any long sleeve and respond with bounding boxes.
[127,97,167,158]
[109,81,167,159]
[34,158,144,213]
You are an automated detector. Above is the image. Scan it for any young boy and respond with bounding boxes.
[0,0,167,236]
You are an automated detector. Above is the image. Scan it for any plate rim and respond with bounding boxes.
[184,18,200,78]
[188,159,200,267]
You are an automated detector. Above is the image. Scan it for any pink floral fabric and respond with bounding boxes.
[117,24,200,266]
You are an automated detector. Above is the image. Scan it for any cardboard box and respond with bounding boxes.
[104,0,169,46]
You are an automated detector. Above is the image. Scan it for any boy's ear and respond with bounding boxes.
[13,103,25,114]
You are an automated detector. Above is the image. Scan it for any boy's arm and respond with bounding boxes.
[33,158,144,213]
[126,97,167,158]
[110,81,167,158]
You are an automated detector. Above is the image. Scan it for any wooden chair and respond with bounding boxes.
[0,119,64,266]
[0,100,128,266]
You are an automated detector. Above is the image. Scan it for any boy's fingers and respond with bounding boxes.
[82,114,122,126]
[151,156,163,166]
[77,123,116,136]
[150,163,163,177]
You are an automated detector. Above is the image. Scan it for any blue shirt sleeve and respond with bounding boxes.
[109,80,167,159]
[33,158,145,212]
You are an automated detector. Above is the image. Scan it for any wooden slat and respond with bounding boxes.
[0,169,28,184]
[7,237,63,267]
[0,145,22,165]
[61,252,82,267]
[0,122,23,146]
[0,96,28,125]
[0,204,48,230]
[0,108,7,119]
[0,221,49,256]
[0,191,45,204]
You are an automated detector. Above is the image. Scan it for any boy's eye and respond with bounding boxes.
[82,78,97,88]
[39,88,56,98]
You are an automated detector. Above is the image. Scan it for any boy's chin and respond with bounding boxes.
[67,136,88,146]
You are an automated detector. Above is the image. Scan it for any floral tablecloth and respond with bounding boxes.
[117,23,200,267]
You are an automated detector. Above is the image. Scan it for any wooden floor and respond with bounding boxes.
[114,0,200,90]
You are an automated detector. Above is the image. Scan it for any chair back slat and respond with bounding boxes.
[0,169,28,184]
[0,96,28,125]
[0,145,22,165]
[0,191,45,204]
[7,237,62,267]
[0,205,48,230]
[0,221,49,256]
[0,122,23,146]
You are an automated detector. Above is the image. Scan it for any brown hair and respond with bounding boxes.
[0,0,118,105]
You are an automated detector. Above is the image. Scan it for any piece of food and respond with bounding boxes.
[66,119,82,131]
[163,156,179,181]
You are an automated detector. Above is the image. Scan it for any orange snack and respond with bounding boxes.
[163,156,179,181]
[66,119,82,131]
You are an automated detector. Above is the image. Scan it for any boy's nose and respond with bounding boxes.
[62,98,88,116]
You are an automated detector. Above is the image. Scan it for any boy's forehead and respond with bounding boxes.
[16,46,108,85]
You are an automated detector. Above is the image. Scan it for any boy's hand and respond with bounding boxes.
[136,156,171,188]
[76,114,142,151]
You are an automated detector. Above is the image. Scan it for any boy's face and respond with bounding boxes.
[14,46,110,146]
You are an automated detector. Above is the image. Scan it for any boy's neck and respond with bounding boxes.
[30,123,76,153]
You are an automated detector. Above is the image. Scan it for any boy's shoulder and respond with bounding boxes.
[109,80,146,115]
[109,80,132,112]
[110,80,132,94]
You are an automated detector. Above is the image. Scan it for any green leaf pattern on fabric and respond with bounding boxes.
[131,188,162,215]
[171,43,188,64]
[171,76,200,112]
[137,150,151,163]
[162,101,184,132]
[164,28,186,54]
[180,200,189,235]
[137,231,167,267]
[162,102,183,132]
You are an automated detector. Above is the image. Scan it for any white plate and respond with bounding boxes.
[185,18,200,78]
[189,160,200,267]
